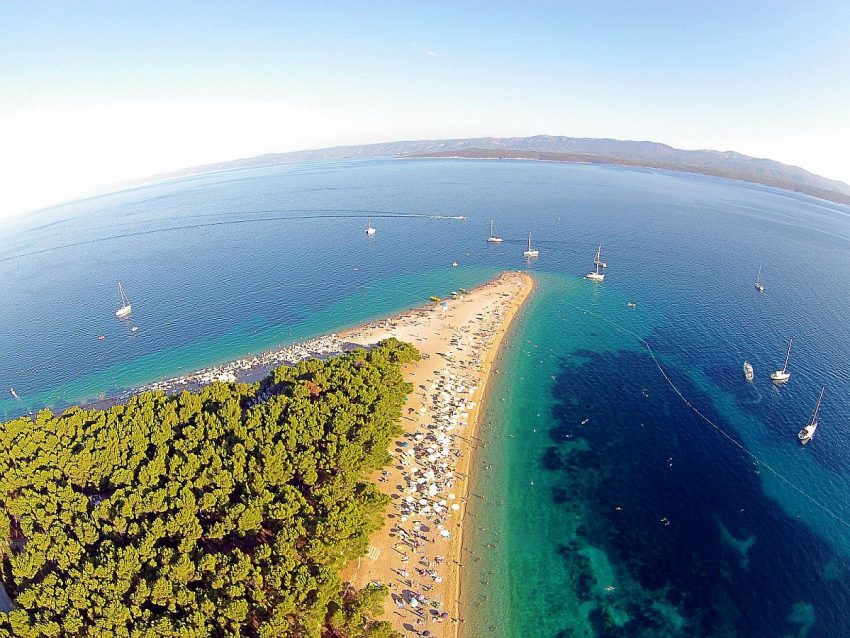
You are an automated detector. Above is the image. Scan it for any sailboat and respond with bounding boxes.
[523,232,539,258]
[486,219,503,243]
[798,387,824,444]
[115,282,132,319]
[743,361,754,381]
[365,217,376,236]
[755,266,765,292]
[770,339,792,382]
[585,245,605,282]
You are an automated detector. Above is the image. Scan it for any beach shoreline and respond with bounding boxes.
[342,270,534,637]
[448,274,534,638]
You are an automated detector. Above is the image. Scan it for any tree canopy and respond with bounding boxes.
[0,338,419,638]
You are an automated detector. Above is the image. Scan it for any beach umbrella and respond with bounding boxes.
[439,530,451,538]
[451,503,460,511]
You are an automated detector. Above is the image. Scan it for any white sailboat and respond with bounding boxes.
[486,219,503,243]
[523,232,539,258]
[365,217,376,236]
[743,361,754,382]
[798,387,824,444]
[770,339,792,382]
[755,266,765,292]
[115,282,132,319]
[585,245,605,282]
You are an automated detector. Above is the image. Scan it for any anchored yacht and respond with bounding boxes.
[486,219,503,243]
[798,388,824,445]
[523,233,539,258]
[585,245,605,282]
[115,282,132,319]
[770,339,792,382]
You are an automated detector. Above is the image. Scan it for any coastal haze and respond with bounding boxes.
[128,136,850,206]
[2,157,850,636]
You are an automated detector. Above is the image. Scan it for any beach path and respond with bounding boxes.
[342,271,533,638]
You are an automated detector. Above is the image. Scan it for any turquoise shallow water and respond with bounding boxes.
[2,158,850,636]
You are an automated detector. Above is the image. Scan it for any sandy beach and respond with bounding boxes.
[342,271,534,637]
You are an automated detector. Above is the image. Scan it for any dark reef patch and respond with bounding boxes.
[541,348,850,637]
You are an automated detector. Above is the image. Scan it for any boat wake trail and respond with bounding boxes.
[562,299,850,532]
[0,210,463,264]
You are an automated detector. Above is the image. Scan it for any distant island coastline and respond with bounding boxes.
[402,147,850,205]
[119,135,850,207]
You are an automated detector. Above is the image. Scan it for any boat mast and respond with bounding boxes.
[595,245,602,275]
[757,265,762,284]
[528,233,532,251]
[810,387,825,424]
[490,219,494,238]
[782,339,792,373]
[118,282,129,307]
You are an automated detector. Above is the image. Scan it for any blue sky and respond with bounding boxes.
[1,1,849,216]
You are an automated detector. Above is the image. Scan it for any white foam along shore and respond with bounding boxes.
[126,333,349,398]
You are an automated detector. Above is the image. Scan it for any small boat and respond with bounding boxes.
[585,245,605,282]
[451,261,458,267]
[130,325,139,333]
[486,219,503,243]
[429,296,442,303]
[770,339,792,382]
[755,266,765,292]
[798,387,824,445]
[627,302,637,308]
[98,335,106,341]
[523,232,539,258]
[743,361,754,382]
[115,282,132,319]
[365,217,376,236]
[9,387,20,400]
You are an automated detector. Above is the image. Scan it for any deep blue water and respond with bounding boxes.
[2,158,850,636]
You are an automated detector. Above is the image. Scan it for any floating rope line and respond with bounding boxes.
[562,299,850,532]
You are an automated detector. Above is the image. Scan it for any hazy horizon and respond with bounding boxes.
[3,1,849,219]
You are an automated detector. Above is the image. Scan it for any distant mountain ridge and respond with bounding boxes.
[136,135,850,205]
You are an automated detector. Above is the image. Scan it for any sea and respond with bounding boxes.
[2,158,850,637]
